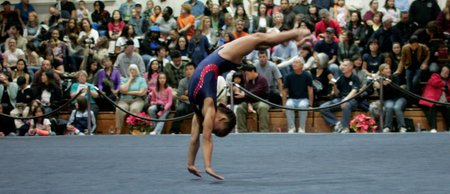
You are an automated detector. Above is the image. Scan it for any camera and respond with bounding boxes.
[156,104,164,112]
[84,37,95,44]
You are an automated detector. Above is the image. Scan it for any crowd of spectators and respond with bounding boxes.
[1,0,450,137]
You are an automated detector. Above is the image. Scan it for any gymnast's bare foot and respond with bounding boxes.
[187,165,202,178]
[206,167,224,180]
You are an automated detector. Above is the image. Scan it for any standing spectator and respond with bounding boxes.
[372,64,407,133]
[91,1,110,33]
[57,0,76,19]
[254,50,283,105]
[419,65,450,133]
[363,0,379,26]
[164,50,186,92]
[108,10,125,41]
[188,29,210,66]
[236,64,270,132]
[119,0,136,23]
[380,0,401,25]
[409,0,441,27]
[311,0,334,10]
[393,11,419,44]
[114,40,146,78]
[315,9,341,41]
[314,28,339,78]
[320,60,361,133]
[115,64,147,134]
[15,0,35,25]
[156,6,177,37]
[283,57,313,133]
[148,73,173,135]
[178,4,196,40]
[171,62,195,134]
[395,36,430,94]
[66,96,96,135]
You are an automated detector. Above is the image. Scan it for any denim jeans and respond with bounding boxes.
[285,98,309,130]
[319,98,359,128]
[405,68,422,94]
[328,63,342,78]
[383,98,407,129]
[148,105,170,134]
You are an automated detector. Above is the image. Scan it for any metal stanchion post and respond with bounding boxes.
[229,81,237,133]
[379,76,384,132]
[87,86,92,135]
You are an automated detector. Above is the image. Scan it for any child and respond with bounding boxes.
[27,105,54,136]
[144,59,162,94]
[148,73,172,135]
[49,37,64,63]
[66,97,96,135]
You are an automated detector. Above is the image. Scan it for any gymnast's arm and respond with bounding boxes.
[187,114,202,177]
[201,98,224,180]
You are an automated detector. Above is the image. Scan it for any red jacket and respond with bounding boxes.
[419,73,450,107]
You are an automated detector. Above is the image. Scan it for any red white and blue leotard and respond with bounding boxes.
[188,49,236,117]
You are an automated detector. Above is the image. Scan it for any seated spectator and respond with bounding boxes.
[141,25,162,65]
[148,73,173,135]
[380,0,401,25]
[178,4,195,40]
[25,43,41,73]
[362,39,382,77]
[15,0,36,25]
[347,11,367,48]
[91,37,109,62]
[119,0,136,23]
[236,65,270,132]
[369,15,402,53]
[393,12,419,44]
[437,0,450,36]
[128,8,145,36]
[175,35,189,57]
[167,29,180,51]
[251,3,273,33]
[170,63,195,134]
[395,36,430,94]
[0,104,15,136]
[5,25,27,52]
[34,71,62,114]
[188,29,210,66]
[114,40,146,78]
[150,5,162,24]
[370,12,383,33]
[234,4,250,32]
[419,65,450,133]
[319,60,361,133]
[232,19,249,40]
[26,105,54,136]
[142,0,154,19]
[271,39,298,76]
[2,38,25,70]
[338,31,360,65]
[75,1,91,23]
[91,1,110,33]
[149,46,169,69]
[145,59,162,95]
[78,18,99,45]
[49,37,64,63]
[47,6,70,30]
[64,18,81,39]
[12,59,30,84]
[31,60,61,87]
[164,50,186,94]
[23,11,41,48]
[96,57,120,111]
[413,21,443,72]
[282,57,313,133]
[115,24,140,54]
[363,0,379,26]
[65,34,84,72]
[156,6,177,37]
[70,70,99,115]
[66,96,96,135]
[409,0,441,28]
[331,0,350,28]
[315,9,341,41]
[254,50,283,105]
[108,10,125,41]
[43,48,65,76]
[370,64,407,133]
[115,64,147,134]
[10,76,33,134]
[0,71,18,114]
[314,27,339,78]
[197,15,216,48]
[1,1,22,28]
[86,60,100,84]
[310,53,333,100]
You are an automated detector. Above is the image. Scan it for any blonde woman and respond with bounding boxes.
[23,11,41,47]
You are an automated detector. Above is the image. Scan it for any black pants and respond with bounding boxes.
[170,102,193,134]
[424,105,450,130]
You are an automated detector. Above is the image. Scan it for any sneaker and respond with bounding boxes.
[298,128,305,133]
[399,127,407,133]
[288,128,296,134]
[7,132,16,136]
[382,128,391,133]
[340,128,350,133]
[430,129,437,133]
[334,121,342,133]
[150,131,157,135]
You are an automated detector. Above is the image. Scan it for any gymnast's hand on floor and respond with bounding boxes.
[187,165,202,178]
[206,167,224,180]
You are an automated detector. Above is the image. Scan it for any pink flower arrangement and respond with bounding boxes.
[350,114,377,133]
[126,112,152,134]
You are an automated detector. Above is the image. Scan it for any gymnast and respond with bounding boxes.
[187,28,309,180]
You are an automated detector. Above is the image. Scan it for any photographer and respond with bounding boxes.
[77,18,99,46]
